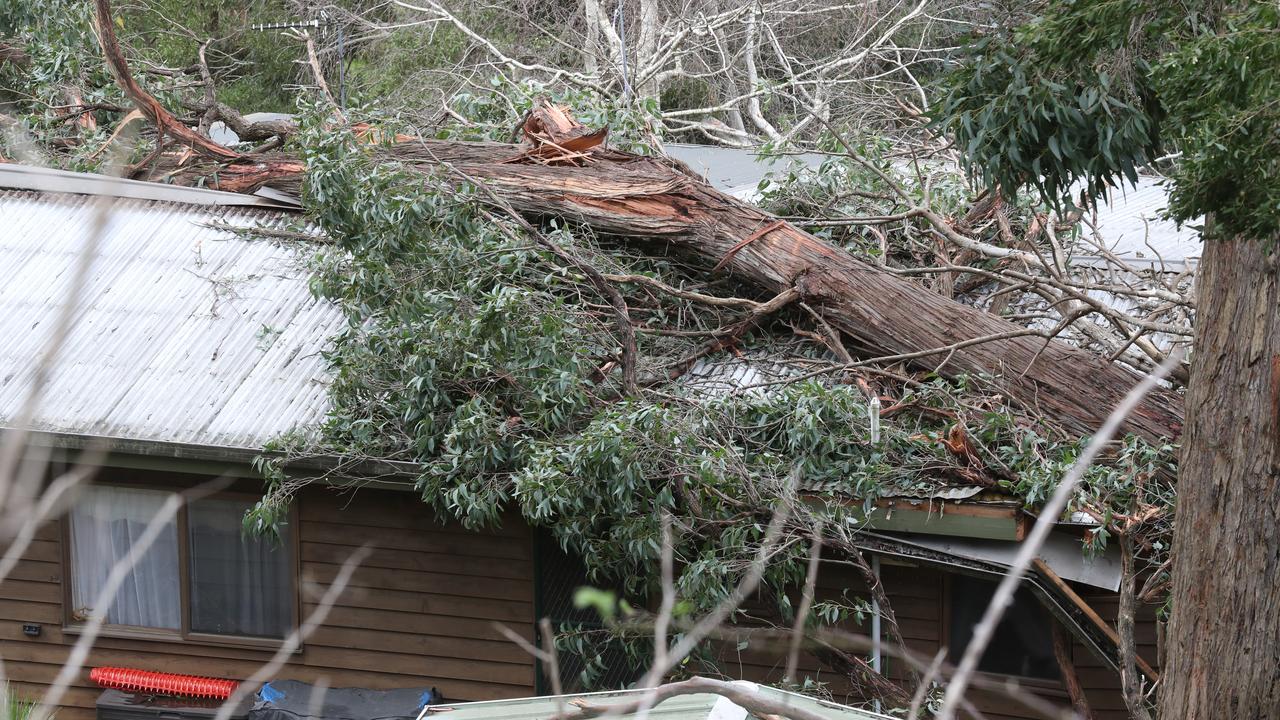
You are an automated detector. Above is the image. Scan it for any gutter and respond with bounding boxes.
[4,429,421,490]
[0,163,302,209]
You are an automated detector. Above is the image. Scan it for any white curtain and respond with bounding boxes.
[188,498,292,638]
[69,486,181,629]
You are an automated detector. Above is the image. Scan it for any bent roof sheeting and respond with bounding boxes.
[0,189,342,450]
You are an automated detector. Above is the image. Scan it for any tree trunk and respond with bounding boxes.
[385,139,1184,442]
[131,98,1185,442]
[1118,535,1153,720]
[1051,621,1094,720]
[1159,233,1280,718]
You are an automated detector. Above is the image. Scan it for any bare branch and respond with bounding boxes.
[936,349,1185,719]
[784,526,823,687]
[213,545,373,720]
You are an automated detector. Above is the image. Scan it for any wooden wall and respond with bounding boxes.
[0,463,1159,720]
[0,469,537,720]
[717,559,1160,720]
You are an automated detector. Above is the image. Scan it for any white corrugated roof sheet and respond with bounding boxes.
[1074,175,1202,270]
[0,186,342,450]
[664,143,825,200]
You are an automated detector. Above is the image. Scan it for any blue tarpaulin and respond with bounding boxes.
[251,680,438,720]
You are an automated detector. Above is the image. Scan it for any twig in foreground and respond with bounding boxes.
[936,350,1185,720]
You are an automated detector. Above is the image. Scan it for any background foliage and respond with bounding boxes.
[936,0,1278,239]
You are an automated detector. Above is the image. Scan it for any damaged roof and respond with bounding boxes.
[0,164,1126,592]
[0,165,342,450]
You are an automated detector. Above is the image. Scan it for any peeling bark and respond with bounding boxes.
[92,0,305,194]
[91,0,238,161]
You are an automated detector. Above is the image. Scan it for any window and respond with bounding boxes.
[948,574,1059,681]
[67,485,294,641]
[534,530,644,692]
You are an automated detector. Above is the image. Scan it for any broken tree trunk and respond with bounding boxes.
[101,42,1181,442]
[381,132,1183,443]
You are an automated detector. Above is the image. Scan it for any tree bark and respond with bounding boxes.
[1051,621,1095,720]
[92,0,239,161]
[1118,535,1153,720]
[1159,233,1280,719]
[387,138,1184,443]
[812,644,912,707]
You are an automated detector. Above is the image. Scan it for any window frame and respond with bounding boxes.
[940,572,1070,692]
[60,480,301,651]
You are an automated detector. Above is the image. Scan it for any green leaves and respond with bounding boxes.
[937,0,1279,240]
[1151,1,1280,239]
[573,587,637,623]
[282,93,1180,693]
[934,21,1161,214]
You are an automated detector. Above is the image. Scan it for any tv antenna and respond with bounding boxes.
[250,12,346,108]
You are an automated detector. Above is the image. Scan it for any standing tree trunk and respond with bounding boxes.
[1160,233,1280,718]
[1051,621,1095,720]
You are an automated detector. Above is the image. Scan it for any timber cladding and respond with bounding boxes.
[0,470,537,720]
[0,466,1159,720]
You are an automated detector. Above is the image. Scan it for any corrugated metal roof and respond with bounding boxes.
[425,682,890,720]
[0,188,342,450]
[682,354,809,398]
[664,144,825,200]
[1074,175,1202,270]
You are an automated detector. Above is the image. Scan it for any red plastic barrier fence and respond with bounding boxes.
[90,667,240,700]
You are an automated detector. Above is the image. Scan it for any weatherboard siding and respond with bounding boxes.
[2,467,1158,720]
[0,478,536,720]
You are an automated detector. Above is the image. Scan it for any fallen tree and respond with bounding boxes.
[175,134,1189,442]
[385,123,1187,442]
[67,0,1187,707]
[137,119,1188,443]
[87,0,1183,442]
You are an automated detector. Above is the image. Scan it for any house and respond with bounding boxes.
[0,166,541,716]
[0,164,1159,720]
